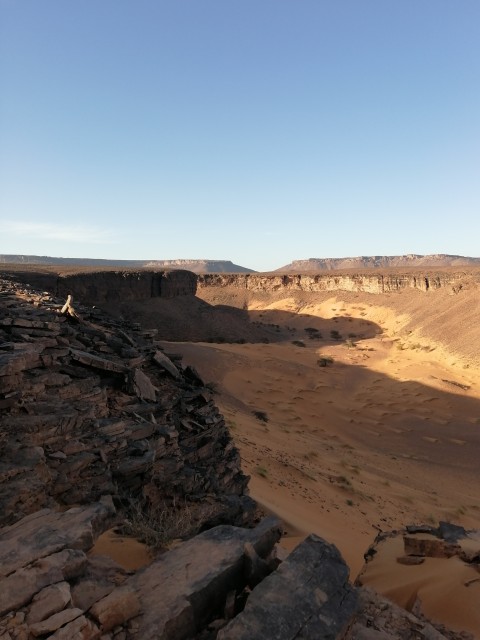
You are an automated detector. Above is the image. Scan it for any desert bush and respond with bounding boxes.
[305,327,323,340]
[255,465,268,478]
[123,500,197,549]
[291,340,305,347]
[252,410,269,423]
[330,330,341,340]
[344,339,357,349]
[317,356,333,367]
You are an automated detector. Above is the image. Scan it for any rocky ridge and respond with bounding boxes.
[277,254,480,272]
[198,269,479,294]
[0,275,250,528]
[0,257,254,274]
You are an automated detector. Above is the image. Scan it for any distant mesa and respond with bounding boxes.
[276,254,480,272]
[0,255,255,274]
[142,259,254,274]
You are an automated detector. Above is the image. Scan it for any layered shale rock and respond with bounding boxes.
[216,534,357,640]
[0,275,249,528]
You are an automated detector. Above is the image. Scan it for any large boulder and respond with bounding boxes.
[217,534,357,640]
[130,517,282,640]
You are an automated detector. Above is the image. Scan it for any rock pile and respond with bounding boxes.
[0,276,249,528]
[0,507,282,640]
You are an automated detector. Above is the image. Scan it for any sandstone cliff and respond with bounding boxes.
[198,269,479,294]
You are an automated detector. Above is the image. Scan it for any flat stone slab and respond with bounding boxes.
[0,549,87,616]
[131,517,282,640]
[218,534,357,640]
[152,350,180,379]
[69,348,127,373]
[0,499,115,578]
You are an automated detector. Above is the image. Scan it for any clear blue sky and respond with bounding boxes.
[1,1,479,271]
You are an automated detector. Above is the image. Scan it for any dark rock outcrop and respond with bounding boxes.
[132,516,282,640]
[2,269,197,303]
[0,275,248,528]
[217,534,357,640]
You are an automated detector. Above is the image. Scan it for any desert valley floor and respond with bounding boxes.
[159,286,480,635]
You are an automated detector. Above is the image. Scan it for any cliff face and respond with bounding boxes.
[198,271,474,294]
[55,270,197,302]
[2,269,197,303]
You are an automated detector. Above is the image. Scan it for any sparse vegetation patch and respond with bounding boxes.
[317,356,334,367]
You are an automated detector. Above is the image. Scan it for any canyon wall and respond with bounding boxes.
[3,269,197,303]
[198,271,476,294]
[55,270,197,302]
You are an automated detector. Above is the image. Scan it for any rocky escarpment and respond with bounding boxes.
[0,256,254,273]
[143,259,254,273]
[198,270,479,294]
[2,269,197,304]
[277,254,480,271]
[0,275,249,529]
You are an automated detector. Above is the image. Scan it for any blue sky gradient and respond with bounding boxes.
[1,1,479,271]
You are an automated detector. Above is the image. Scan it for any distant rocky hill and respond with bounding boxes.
[143,259,254,273]
[0,255,254,274]
[276,254,480,272]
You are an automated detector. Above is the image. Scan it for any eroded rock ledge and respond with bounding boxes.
[2,269,197,303]
[198,271,477,294]
[0,275,247,528]
[1,506,474,640]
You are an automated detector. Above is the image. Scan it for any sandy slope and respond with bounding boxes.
[160,288,480,636]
